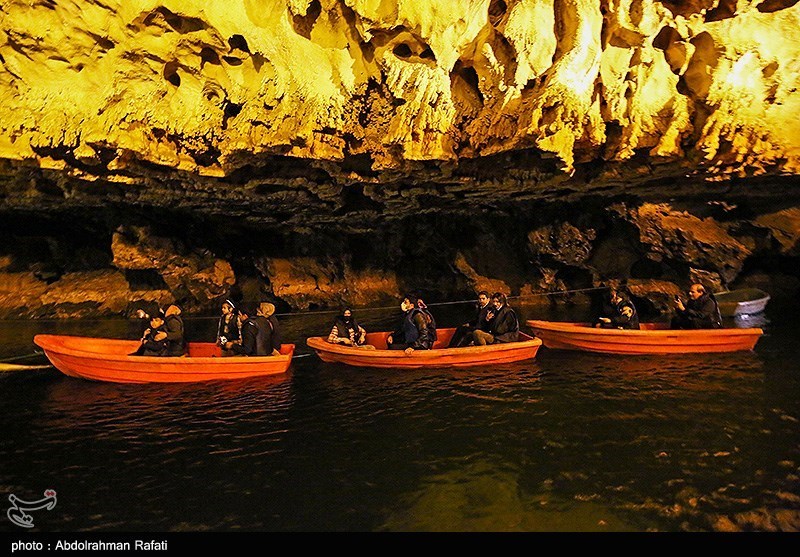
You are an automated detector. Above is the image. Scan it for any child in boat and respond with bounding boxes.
[217,299,240,356]
[131,312,168,356]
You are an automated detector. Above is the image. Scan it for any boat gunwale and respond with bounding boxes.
[34,334,295,364]
[306,330,541,360]
[526,320,763,337]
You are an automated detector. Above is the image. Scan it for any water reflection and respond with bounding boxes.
[0,303,797,531]
[380,459,635,531]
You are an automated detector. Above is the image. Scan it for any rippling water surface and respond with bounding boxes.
[0,304,798,531]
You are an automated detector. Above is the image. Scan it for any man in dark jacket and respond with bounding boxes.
[163,304,187,356]
[230,304,259,356]
[472,292,520,345]
[386,294,433,354]
[230,302,282,356]
[448,291,492,347]
[595,289,640,330]
[671,283,722,329]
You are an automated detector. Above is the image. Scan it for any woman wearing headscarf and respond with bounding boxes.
[327,308,373,348]
[256,302,282,356]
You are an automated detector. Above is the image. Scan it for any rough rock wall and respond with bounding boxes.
[1,1,799,319]
[1,0,798,178]
[1,195,799,318]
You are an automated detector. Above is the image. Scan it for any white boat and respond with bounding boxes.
[714,288,770,317]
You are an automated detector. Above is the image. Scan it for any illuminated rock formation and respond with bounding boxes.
[0,0,799,319]
[257,256,400,309]
[0,0,798,179]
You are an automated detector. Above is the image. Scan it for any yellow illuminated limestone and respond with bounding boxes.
[0,0,798,175]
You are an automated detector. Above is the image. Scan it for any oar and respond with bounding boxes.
[0,350,51,372]
[0,350,44,363]
[0,363,52,372]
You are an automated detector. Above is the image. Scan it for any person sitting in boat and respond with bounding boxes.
[257,302,282,356]
[131,311,168,356]
[129,301,160,339]
[595,289,640,330]
[386,294,433,354]
[448,290,493,348]
[163,304,187,356]
[231,302,282,356]
[671,283,722,329]
[327,308,375,349]
[472,292,519,345]
[229,304,257,356]
[216,299,240,355]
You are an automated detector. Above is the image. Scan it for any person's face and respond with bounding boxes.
[478,294,489,306]
[401,299,413,312]
[688,286,703,300]
[150,317,163,328]
[222,303,232,315]
[343,310,352,320]
[238,313,248,324]
[493,298,502,309]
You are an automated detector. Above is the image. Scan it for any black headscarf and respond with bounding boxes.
[334,308,360,336]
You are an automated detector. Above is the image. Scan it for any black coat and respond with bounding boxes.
[420,308,438,342]
[164,314,186,356]
[260,315,282,354]
[132,325,168,356]
[489,304,519,343]
[470,303,493,332]
[234,316,281,356]
[599,298,640,330]
[676,293,722,329]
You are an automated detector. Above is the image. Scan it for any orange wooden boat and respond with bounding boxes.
[526,320,763,355]
[34,334,295,383]
[306,328,542,369]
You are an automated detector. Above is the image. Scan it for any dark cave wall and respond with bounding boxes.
[1,178,799,320]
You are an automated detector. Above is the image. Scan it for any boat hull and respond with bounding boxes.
[306,328,542,369]
[526,321,763,355]
[34,335,294,383]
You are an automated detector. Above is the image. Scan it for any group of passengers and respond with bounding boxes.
[131,304,187,357]
[130,281,721,357]
[326,291,520,353]
[131,299,282,357]
[594,283,722,330]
